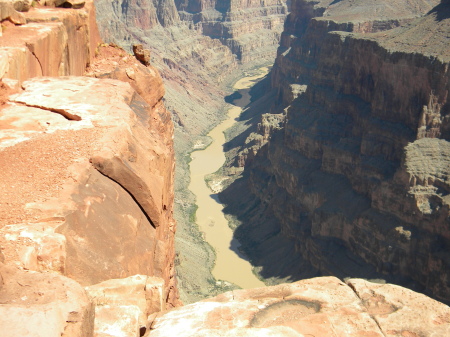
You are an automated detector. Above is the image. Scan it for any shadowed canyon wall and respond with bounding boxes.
[221,0,450,304]
[2,0,450,335]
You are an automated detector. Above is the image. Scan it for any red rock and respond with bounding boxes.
[0,75,178,305]
[86,275,165,336]
[0,262,94,337]
[0,0,100,84]
[0,0,26,25]
[133,44,151,66]
[150,277,450,337]
[94,305,141,337]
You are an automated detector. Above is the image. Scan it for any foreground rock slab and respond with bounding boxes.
[149,276,450,337]
[0,75,178,305]
[0,262,94,337]
[86,274,165,336]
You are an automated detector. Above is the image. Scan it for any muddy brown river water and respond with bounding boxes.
[188,67,268,288]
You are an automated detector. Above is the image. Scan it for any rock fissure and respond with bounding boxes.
[26,48,44,76]
[13,101,83,121]
[90,161,158,229]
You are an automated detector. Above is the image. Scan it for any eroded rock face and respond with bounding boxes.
[0,0,101,83]
[175,0,288,63]
[0,76,178,306]
[149,277,450,336]
[86,275,165,336]
[221,0,450,303]
[0,263,95,337]
[1,4,179,321]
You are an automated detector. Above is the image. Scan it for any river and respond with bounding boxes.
[188,67,268,289]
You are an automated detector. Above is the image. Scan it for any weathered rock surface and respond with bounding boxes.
[0,76,178,304]
[86,275,165,336]
[221,0,450,304]
[0,0,100,82]
[175,0,288,63]
[149,276,450,337]
[133,43,151,66]
[1,2,180,334]
[0,262,95,337]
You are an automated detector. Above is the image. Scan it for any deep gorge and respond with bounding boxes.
[1,0,450,335]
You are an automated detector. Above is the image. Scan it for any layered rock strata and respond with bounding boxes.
[1,1,179,335]
[221,0,450,303]
[94,0,290,303]
[0,0,101,83]
[175,0,288,63]
[149,276,450,337]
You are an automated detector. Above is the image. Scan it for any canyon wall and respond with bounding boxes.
[93,0,289,302]
[221,0,450,304]
[175,0,288,63]
[1,1,179,335]
[1,1,450,336]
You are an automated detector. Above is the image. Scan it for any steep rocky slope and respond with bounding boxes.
[1,1,179,335]
[2,1,450,336]
[93,0,289,302]
[221,0,450,304]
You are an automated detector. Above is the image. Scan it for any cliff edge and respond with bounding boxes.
[149,276,450,337]
[0,1,179,336]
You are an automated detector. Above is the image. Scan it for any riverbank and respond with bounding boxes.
[174,65,272,303]
[188,67,269,289]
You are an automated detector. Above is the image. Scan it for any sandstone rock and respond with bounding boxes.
[0,263,94,337]
[86,274,165,329]
[42,0,86,9]
[347,278,450,336]
[0,0,26,24]
[94,305,141,337]
[0,75,178,306]
[133,44,151,66]
[150,277,450,336]
[0,222,66,273]
[0,0,100,84]
[11,0,33,12]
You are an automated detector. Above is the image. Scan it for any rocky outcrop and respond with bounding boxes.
[1,1,179,335]
[0,262,94,337]
[221,0,450,304]
[0,0,101,83]
[86,274,165,336]
[149,276,450,336]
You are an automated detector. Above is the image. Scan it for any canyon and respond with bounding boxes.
[93,0,290,302]
[0,0,450,336]
[220,0,450,305]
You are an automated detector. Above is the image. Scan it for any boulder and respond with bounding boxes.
[0,222,66,273]
[94,305,141,337]
[11,0,33,12]
[0,0,26,24]
[132,44,151,66]
[42,0,85,9]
